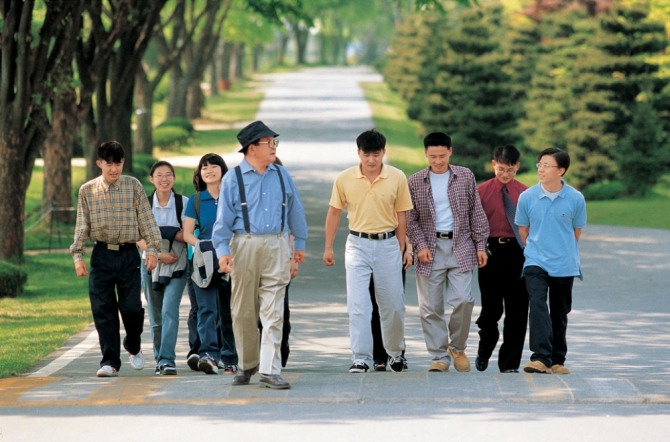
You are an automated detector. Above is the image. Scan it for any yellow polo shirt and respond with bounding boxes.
[329,164,413,233]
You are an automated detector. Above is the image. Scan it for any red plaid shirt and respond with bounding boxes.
[407,166,489,276]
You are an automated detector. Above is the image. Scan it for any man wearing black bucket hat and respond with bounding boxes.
[212,120,308,390]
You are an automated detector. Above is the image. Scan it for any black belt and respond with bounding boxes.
[490,237,514,245]
[436,231,453,239]
[95,241,136,251]
[349,230,396,240]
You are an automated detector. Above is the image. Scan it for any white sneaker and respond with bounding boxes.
[128,350,145,370]
[96,365,118,377]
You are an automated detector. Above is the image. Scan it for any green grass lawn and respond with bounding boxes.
[0,253,91,378]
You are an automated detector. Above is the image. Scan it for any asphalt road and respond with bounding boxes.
[2,67,670,441]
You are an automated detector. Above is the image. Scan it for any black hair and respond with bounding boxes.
[493,144,521,165]
[150,160,175,177]
[423,132,452,149]
[97,140,125,163]
[538,147,570,175]
[356,129,386,153]
[194,153,228,191]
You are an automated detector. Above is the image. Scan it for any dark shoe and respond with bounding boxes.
[186,354,200,372]
[232,365,258,385]
[501,369,519,373]
[388,355,405,372]
[374,362,387,372]
[154,365,161,375]
[349,362,369,373]
[475,356,489,372]
[159,365,177,376]
[259,373,291,390]
[198,355,219,375]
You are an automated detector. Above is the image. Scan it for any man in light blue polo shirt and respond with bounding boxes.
[515,147,586,375]
[212,120,307,390]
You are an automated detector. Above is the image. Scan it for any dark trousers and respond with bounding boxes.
[187,260,239,364]
[89,244,144,370]
[217,277,238,365]
[524,265,573,367]
[370,268,406,365]
[186,261,200,357]
[476,239,529,371]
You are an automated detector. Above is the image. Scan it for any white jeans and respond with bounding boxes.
[415,238,474,361]
[345,234,406,366]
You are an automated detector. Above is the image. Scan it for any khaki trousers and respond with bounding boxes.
[230,234,291,375]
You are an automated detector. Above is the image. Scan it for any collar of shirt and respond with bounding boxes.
[240,158,279,175]
[355,163,389,181]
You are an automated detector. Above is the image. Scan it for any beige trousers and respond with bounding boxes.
[230,234,291,375]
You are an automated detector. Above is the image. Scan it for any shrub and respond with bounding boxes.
[0,261,28,298]
[153,126,191,151]
[582,181,624,201]
[157,117,195,134]
[132,153,157,179]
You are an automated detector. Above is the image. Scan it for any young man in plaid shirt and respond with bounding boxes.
[407,132,489,373]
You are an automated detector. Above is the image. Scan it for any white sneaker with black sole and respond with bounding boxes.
[349,362,369,373]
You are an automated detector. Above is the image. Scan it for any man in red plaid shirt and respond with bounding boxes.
[407,132,489,373]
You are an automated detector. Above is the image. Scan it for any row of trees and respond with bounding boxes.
[0,0,465,261]
[383,0,670,194]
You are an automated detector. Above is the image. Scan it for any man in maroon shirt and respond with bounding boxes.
[475,144,529,373]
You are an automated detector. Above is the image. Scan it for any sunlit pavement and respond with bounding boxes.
[3,67,670,441]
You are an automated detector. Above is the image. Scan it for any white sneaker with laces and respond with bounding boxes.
[129,350,145,370]
[96,365,118,377]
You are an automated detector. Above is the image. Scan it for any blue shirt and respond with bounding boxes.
[515,181,586,278]
[212,159,308,257]
[184,189,218,240]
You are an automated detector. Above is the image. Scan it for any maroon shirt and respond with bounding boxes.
[477,177,528,238]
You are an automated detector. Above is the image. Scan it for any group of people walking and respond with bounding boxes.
[70,120,586,390]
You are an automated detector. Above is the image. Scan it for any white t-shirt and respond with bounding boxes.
[429,170,454,232]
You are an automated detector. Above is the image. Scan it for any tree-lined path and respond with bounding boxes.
[1,67,670,441]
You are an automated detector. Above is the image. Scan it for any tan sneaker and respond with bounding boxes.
[523,360,552,374]
[551,364,570,374]
[428,360,450,372]
[448,348,471,372]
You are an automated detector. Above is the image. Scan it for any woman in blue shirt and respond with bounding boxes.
[183,153,237,374]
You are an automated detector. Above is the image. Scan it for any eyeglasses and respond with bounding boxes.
[536,163,560,170]
[257,139,279,148]
[494,167,517,175]
[153,173,174,179]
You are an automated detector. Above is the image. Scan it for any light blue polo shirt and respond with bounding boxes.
[515,181,587,278]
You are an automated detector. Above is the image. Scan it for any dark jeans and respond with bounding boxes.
[476,239,528,371]
[218,277,238,365]
[524,265,573,367]
[88,244,144,370]
[187,260,238,364]
[370,268,406,365]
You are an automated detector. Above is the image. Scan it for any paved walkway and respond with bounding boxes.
[2,67,670,441]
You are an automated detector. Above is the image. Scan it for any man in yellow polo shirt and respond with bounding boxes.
[323,129,413,373]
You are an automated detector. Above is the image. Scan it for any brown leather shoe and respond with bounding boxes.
[448,347,471,372]
[523,360,552,374]
[551,364,570,374]
[428,360,450,372]
[259,373,291,390]
[232,365,258,385]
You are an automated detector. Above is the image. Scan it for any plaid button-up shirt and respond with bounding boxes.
[407,166,489,276]
[70,175,161,262]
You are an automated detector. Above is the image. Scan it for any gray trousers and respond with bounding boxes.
[415,238,474,361]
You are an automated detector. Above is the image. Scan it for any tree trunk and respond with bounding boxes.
[168,65,189,119]
[235,43,245,79]
[252,45,263,72]
[134,70,154,155]
[295,26,309,65]
[278,32,290,65]
[209,59,219,96]
[0,140,29,260]
[43,87,76,224]
[187,82,204,120]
